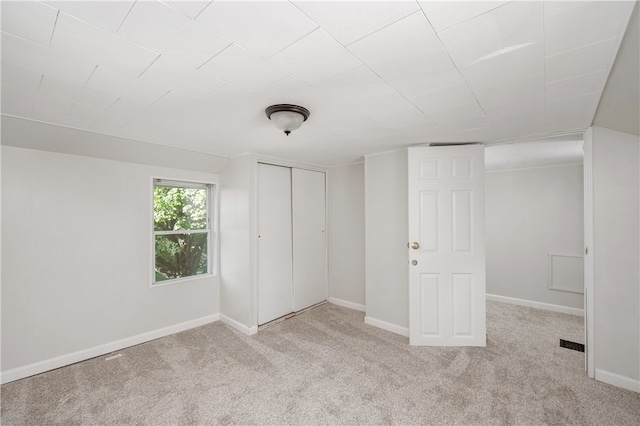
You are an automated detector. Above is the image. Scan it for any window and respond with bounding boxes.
[153,179,215,284]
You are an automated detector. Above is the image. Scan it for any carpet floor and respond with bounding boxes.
[1,301,639,425]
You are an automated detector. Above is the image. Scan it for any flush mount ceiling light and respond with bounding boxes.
[265,104,310,136]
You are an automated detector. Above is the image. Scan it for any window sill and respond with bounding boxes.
[151,273,216,288]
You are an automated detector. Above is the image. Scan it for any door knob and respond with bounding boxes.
[411,242,420,250]
[411,260,418,266]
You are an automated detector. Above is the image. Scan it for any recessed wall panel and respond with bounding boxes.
[452,157,473,179]
[419,190,439,252]
[452,274,472,336]
[419,159,439,179]
[452,190,472,252]
[420,273,439,335]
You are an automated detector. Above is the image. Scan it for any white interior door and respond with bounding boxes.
[292,168,327,312]
[257,164,293,325]
[408,145,486,346]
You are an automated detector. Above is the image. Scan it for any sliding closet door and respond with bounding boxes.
[257,164,293,325]
[292,168,327,311]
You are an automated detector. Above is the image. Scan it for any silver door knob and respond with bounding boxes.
[411,242,420,250]
[411,260,418,266]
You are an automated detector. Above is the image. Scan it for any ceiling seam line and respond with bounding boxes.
[137,54,162,79]
[115,0,137,34]
[418,7,500,140]
[343,9,424,48]
[266,27,320,60]
[195,42,234,71]
[84,65,99,87]
[192,1,213,21]
[48,10,60,47]
[433,2,510,34]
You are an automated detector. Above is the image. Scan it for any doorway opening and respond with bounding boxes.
[484,133,586,368]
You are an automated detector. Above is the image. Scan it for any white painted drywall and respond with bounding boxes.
[364,150,409,331]
[485,164,584,310]
[591,126,640,389]
[1,146,220,377]
[328,163,365,308]
[219,154,257,332]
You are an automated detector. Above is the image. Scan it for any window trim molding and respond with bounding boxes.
[150,176,218,288]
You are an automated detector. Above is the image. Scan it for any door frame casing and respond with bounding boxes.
[583,128,595,378]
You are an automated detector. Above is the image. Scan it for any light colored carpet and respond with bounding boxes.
[1,301,639,425]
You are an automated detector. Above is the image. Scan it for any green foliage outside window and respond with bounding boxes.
[154,185,209,282]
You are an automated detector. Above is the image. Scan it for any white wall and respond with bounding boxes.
[364,150,409,335]
[219,154,258,334]
[1,146,220,382]
[485,164,584,312]
[328,162,365,310]
[591,126,640,391]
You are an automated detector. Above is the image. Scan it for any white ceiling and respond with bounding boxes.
[0,0,636,167]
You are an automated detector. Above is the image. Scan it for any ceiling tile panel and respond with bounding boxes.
[482,97,545,121]
[546,92,601,121]
[545,70,609,103]
[51,13,158,77]
[85,66,169,105]
[1,1,58,46]
[38,75,118,113]
[198,44,289,92]
[493,114,546,138]
[437,1,542,68]
[255,76,334,113]
[460,42,544,91]
[151,91,218,119]
[473,74,544,108]
[543,1,592,18]
[419,1,508,33]
[138,56,224,99]
[1,32,96,85]
[313,66,397,104]
[293,0,420,46]
[196,1,317,58]
[162,1,211,19]
[44,1,134,33]
[545,1,635,56]
[1,63,42,106]
[348,12,444,76]
[545,38,618,83]
[269,29,361,86]
[116,0,231,69]
[427,101,487,126]
[89,98,148,132]
[383,55,464,99]
[410,83,477,115]
[449,125,501,142]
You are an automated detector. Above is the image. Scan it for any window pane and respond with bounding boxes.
[155,233,208,281]
[154,186,207,231]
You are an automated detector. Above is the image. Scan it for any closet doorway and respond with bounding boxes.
[257,163,327,325]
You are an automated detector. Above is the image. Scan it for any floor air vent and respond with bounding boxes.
[560,339,585,352]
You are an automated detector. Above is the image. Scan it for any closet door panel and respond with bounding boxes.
[292,168,327,311]
[257,164,293,325]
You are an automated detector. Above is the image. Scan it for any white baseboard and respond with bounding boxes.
[0,314,220,385]
[328,297,365,312]
[487,294,584,317]
[364,316,409,337]
[220,314,258,336]
[595,369,640,393]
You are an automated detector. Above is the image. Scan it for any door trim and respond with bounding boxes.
[583,128,595,378]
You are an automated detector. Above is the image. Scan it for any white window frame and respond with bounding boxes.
[152,178,217,286]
